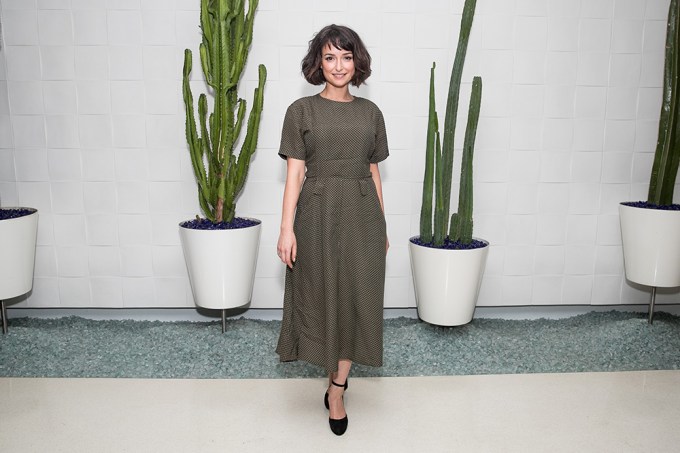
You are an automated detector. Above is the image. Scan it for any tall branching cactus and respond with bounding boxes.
[182,0,267,223]
[419,0,482,247]
[648,0,680,206]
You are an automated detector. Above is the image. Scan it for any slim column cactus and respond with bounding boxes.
[419,0,482,247]
[648,0,680,207]
[450,76,482,243]
[182,0,267,223]
[419,63,439,245]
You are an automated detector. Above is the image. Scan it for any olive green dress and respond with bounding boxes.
[275,94,389,373]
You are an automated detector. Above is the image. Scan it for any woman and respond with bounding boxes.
[275,24,389,436]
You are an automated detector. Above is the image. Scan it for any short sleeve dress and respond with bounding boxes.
[275,94,389,373]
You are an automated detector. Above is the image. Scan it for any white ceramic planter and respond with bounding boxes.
[619,203,680,288]
[179,220,261,309]
[0,208,39,300]
[409,238,489,326]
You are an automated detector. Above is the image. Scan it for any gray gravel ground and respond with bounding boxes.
[1,311,679,378]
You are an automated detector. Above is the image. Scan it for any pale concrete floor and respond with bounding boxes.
[1,371,679,452]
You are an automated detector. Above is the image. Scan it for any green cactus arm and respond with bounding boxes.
[233,98,247,147]
[245,0,256,26]
[219,2,231,92]
[183,49,214,220]
[207,112,219,170]
[216,3,237,170]
[207,109,221,202]
[239,66,267,148]
[198,94,211,156]
[209,0,220,93]
[198,189,213,222]
[183,49,215,220]
[212,5,227,160]
[439,0,478,236]
[231,1,246,82]
[199,43,214,88]
[209,90,220,160]
[197,94,212,202]
[199,0,215,86]
[649,0,680,205]
[233,0,257,87]
[221,154,237,223]
[419,62,438,244]
[433,128,445,246]
[450,76,482,244]
[222,99,246,222]
[449,213,458,241]
[670,125,680,202]
[200,0,212,45]
[212,87,225,168]
[199,0,213,85]
[195,133,213,224]
[666,5,680,205]
[219,0,232,20]
[214,164,228,222]
[233,65,267,199]
[224,95,236,165]
[182,49,199,157]
[233,0,244,20]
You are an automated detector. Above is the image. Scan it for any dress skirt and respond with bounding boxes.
[275,175,387,373]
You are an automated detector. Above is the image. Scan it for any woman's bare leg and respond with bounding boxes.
[328,359,351,420]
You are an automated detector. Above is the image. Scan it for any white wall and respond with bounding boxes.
[1,0,678,309]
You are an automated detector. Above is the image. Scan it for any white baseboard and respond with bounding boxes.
[5,304,679,322]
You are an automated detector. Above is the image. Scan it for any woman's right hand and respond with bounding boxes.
[277,228,297,269]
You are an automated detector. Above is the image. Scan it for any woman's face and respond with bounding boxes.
[320,43,355,89]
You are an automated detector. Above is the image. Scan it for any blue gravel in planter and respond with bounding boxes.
[622,201,680,211]
[181,217,261,230]
[410,236,487,250]
[0,208,35,220]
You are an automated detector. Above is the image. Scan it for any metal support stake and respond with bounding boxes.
[648,287,657,325]
[1,300,7,335]
[221,309,226,333]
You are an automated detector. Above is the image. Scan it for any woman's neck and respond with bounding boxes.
[320,85,353,102]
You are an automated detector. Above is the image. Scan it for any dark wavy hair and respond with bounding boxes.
[301,24,372,87]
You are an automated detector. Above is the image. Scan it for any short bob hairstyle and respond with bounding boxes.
[301,24,372,87]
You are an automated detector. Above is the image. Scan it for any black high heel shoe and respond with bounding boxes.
[324,377,348,410]
[327,380,348,436]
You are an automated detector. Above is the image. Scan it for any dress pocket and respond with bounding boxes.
[358,180,386,237]
[294,180,320,233]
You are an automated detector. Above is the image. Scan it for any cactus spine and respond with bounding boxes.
[648,0,680,206]
[182,0,267,223]
[419,0,481,246]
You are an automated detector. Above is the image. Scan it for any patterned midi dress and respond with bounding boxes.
[275,94,389,373]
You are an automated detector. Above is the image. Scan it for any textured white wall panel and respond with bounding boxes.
[77,115,111,147]
[1,0,679,309]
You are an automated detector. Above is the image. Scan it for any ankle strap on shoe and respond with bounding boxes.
[331,380,346,388]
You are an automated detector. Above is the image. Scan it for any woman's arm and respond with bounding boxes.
[370,162,389,252]
[278,157,306,268]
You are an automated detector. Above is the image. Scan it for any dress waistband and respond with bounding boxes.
[305,159,371,180]
[305,160,373,195]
